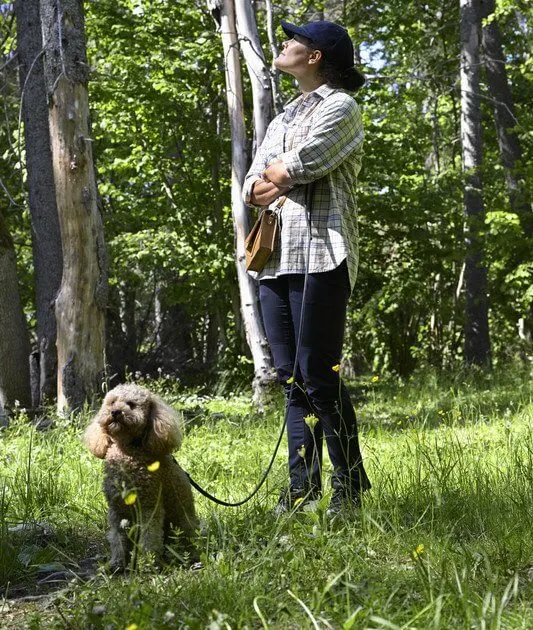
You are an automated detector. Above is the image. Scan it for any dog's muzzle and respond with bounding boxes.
[107,409,124,429]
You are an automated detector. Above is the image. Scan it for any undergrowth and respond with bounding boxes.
[0,366,532,628]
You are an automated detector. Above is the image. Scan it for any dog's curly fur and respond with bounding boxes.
[85,383,199,571]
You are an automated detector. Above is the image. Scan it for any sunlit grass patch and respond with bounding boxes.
[0,367,531,627]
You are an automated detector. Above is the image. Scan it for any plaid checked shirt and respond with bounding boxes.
[242,83,364,289]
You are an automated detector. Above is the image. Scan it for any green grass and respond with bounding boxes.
[0,367,532,628]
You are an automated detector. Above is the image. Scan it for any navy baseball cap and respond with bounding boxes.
[281,20,365,87]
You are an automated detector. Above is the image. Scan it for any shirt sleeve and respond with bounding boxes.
[278,95,363,185]
[242,118,277,207]
[242,175,262,207]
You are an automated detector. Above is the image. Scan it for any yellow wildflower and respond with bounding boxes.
[412,543,425,559]
[287,376,295,384]
[126,625,138,630]
[297,445,306,458]
[147,461,160,472]
[331,364,341,373]
[304,414,318,430]
[371,375,379,383]
[124,492,137,506]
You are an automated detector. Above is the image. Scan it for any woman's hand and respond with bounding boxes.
[262,158,292,187]
[250,180,289,207]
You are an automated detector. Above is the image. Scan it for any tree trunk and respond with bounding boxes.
[15,0,63,406]
[105,299,127,386]
[263,0,283,114]
[480,0,532,354]
[234,0,272,148]
[0,210,32,416]
[460,0,491,366]
[480,0,532,234]
[211,0,274,398]
[152,292,195,378]
[40,0,107,411]
[119,281,138,371]
[204,312,218,369]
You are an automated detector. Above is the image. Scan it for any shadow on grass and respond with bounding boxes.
[2,527,105,601]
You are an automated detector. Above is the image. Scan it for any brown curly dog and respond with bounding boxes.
[84,383,199,571]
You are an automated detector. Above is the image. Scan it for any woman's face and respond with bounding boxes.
[274,35,320,78]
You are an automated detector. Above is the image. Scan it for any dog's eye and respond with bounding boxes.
[127,402,136,409]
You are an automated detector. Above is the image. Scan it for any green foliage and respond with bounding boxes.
[83,0,532,377]
[1,369,532,627]
[2,0,532,383]
[84,0,240,377]
[0,9,36,322]
[340,0,533,372]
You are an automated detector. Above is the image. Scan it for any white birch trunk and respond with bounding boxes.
[264,0,283,114]
[216,0,274,395]
[234,0,272,148]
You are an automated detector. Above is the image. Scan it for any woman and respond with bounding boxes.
[242,20,371,516]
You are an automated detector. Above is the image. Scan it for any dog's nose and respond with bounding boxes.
[111,409,123,419]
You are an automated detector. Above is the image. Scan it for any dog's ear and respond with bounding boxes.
[144,395,183,455]
[84,411,111,459]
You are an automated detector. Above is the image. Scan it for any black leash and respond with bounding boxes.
[184,417,286,507]
[183,173,316,508]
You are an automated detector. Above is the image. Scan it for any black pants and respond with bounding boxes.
[259,261,370,495]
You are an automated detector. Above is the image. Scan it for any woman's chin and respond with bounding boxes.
[274,56,289,70]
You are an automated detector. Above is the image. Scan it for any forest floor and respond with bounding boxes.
[0,367,532,629]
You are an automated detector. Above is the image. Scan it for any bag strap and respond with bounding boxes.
[266,194,287,220]
[305,181,316,214]
[275,195,287,209]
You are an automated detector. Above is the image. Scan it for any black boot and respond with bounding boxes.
[325,477,365,519]
[272,486,321,516]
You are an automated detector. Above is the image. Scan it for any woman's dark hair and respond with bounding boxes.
[318,57,365,92]
[302,39,365,92]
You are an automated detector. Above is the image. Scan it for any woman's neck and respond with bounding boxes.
[297,75,326,96]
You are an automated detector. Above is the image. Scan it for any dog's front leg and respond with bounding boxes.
[139,503,165,562]
[167,462,200,539]
[108,520,131,572]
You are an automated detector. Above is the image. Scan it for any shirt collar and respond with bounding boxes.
[283,83,338,112]
[312,83,338,99]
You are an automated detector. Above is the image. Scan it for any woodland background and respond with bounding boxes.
[0,0,532,415]
[0,2,532,625]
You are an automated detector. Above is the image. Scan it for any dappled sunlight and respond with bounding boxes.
[1,371,531,626]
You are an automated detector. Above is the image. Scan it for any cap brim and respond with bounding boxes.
[280,21,313,41]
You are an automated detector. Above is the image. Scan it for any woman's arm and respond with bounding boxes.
[277,95,363,185]
[261,160,293,188]
[242,116,283,206]
[249,179,289,206]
